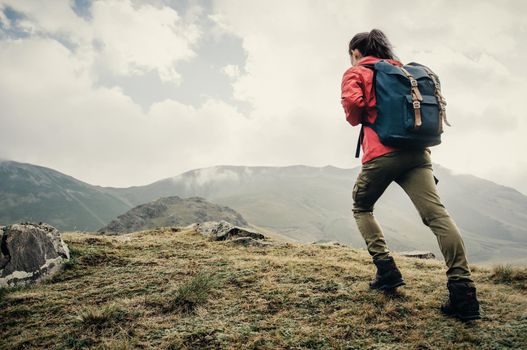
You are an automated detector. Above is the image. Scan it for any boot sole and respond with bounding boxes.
[370,280,406,291]
[459,314,481,321]
[440,308,481,321]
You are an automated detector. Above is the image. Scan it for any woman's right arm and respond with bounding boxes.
[341,67,366,126]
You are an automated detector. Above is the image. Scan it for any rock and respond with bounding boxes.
[312,240,344,246]
[226,237,275,247]
[399,250,436,259]
[195,220,267,241]
[0,223,70,287]
[98,196,248,235]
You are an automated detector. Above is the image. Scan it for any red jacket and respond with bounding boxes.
[341,55,403,164]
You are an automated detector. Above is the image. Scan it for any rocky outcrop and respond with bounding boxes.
[195,220,267,242]
[0,223,70,287]
[98,196,248,235]
[399,251,436,259]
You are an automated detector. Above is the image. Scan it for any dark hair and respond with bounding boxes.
[348,29,397,60]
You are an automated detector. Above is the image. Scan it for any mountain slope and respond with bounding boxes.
[2,160,527,264]
[1,228,525,349]
[98,196,248,234]
[0,160,131,231]
[102,165,527,264]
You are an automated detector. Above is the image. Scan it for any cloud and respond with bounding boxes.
[222,64,240,79]
[0,34,249,186]
[0,0,526,196]
[0,0,200,84]
[193,167,241,186]
[91,0,200,83]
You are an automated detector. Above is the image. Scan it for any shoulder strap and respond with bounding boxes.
[354,62,377,159]
[354,121,372,158]
[359,63,375,70]
[355,125,364,158]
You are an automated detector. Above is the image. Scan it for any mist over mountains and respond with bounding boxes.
[1,159,526,264]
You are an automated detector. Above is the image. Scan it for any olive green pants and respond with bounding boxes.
[352,149,473,282]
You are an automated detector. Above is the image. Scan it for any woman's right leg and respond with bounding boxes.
[352,152,408,290]
[352,152,402,260]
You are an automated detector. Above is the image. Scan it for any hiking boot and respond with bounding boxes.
[369,256,406,290]
[440,280,481,321]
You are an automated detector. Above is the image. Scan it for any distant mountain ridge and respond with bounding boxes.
[97,196,248,234]
[0,160,130,231]
[1,160,527,264]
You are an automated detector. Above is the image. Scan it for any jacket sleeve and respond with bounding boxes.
[341,67,366,126]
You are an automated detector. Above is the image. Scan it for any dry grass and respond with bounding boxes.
[0,227,526,349]
[488,264,527,290]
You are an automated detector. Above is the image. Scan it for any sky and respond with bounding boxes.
[1,0,526,194]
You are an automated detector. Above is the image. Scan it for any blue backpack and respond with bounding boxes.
[355,60,450,158]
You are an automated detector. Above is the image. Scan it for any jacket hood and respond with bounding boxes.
[357,55,403,67]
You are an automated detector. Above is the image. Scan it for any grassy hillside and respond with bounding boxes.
[1,228,526,349]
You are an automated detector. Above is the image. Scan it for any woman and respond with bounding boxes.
[340,29,481,321]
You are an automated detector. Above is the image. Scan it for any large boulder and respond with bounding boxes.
[226,236,275,247]
[0,223,70,287]
[311,239,345,247]
[98,196,248,235]
[399,250,436,259]
[195,220,267,241]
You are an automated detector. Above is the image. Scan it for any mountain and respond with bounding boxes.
[97,196,248,234]
[102,165,527,264]
[0,160,131,231]
[2,160,527,264]
[2,227,526,349]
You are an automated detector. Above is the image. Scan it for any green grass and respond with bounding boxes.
[0,227,526,349]
[489,264,527,289]
[163,271,222,313]
[74,303,132,332]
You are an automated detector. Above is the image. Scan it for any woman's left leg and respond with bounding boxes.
[395,154,480,320]
[395,154,473,283]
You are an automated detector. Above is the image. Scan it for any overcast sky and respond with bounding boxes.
[1,0,526,194]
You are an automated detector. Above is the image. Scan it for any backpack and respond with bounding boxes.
[355,60,450,158]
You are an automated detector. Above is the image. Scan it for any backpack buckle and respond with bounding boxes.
[413,101,421,109]
[410,79,418,87]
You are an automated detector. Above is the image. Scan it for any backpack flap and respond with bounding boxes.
[404,95,442,135]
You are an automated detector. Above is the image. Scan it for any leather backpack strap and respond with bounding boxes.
[399,66,424,130]
[418,65,450,132]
